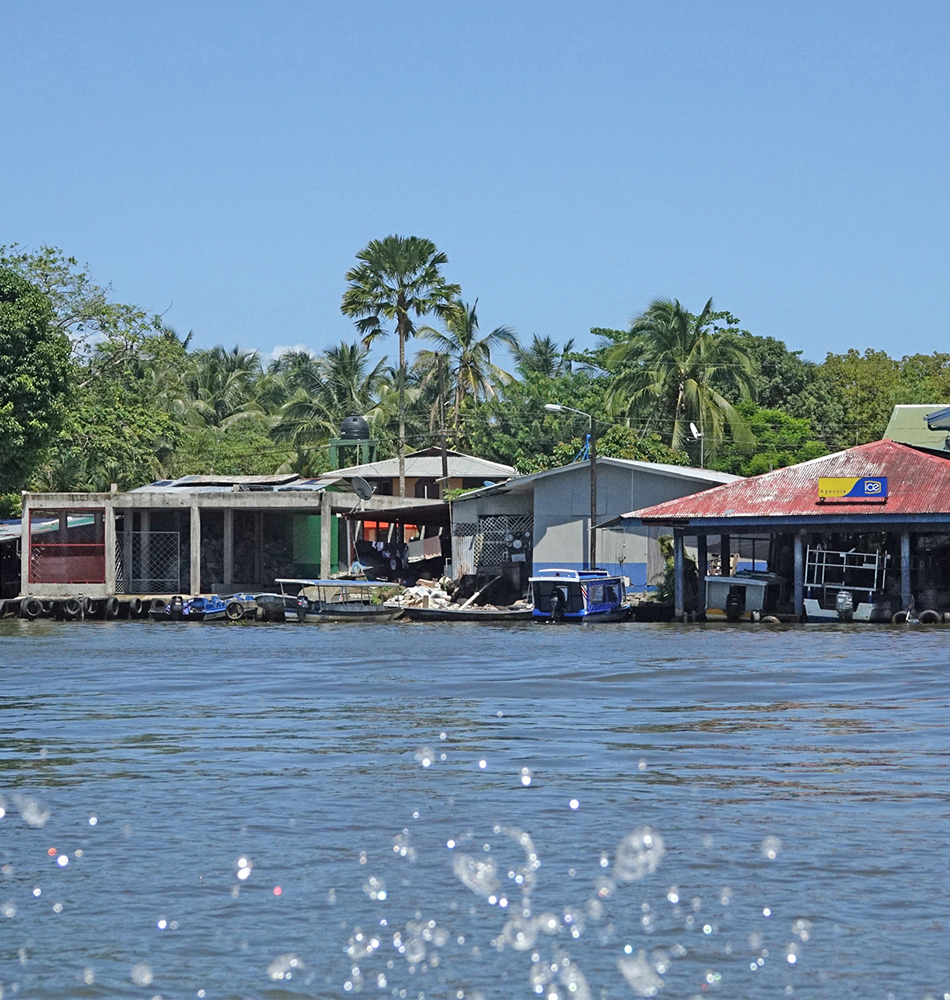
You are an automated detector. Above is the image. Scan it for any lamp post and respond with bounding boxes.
[544,403,598,570]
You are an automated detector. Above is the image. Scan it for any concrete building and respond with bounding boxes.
[450,458,739,592]
[18,474,445,600]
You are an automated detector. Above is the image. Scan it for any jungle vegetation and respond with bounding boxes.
[2,238,949,513]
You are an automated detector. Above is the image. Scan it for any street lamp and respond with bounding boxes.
[544,403,598,570]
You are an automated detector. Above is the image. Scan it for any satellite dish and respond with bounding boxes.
[689,422,702,439]
[351,476,376,501]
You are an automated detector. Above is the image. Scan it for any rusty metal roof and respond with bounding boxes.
[622,440,950,524]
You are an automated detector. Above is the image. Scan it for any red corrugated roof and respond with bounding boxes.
[627,440,950,522]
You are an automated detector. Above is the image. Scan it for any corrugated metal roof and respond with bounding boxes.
[328,448,514,480]
[453,457,739,502]
[623,440,950,523]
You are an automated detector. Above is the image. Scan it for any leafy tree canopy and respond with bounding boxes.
[0,268,72,510]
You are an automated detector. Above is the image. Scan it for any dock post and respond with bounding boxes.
[104,499,117,596]
[223,509,234,592]
[794,532,804,618]
[20,494,30,596]
[696,535,707,615]
[190,505,201,596]
[673,529,685,621]
[320,491,333,578]
[720,534,731,575]
[900,529,912,611]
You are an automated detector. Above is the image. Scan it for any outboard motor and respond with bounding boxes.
[168,595,185,621]
[549,588,567,623]
[835,590,854,621]
[725,586,744,622]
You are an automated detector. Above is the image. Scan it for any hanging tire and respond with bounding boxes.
[225,600,244,621]
[891,610,909,624]
[20,597,42,620]
[129,597,143,617]
[63,597,83,619]
[103,596,120,619]
[761,615,781,624]
[918,609,941,624]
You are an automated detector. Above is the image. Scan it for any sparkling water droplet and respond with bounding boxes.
[614,827,665,882]
[131,963,153,987]
[266,953,303,980]
[618,950,662,996]
[761,835,782,860]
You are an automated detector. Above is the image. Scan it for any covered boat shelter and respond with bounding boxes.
[613,439,950,621]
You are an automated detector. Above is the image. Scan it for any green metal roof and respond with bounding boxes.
[882,405,950,453]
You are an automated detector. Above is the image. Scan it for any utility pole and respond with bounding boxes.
[438,354,449,499]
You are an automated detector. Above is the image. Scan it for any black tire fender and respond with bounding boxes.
[918,609,941,624]
[63,597,83,619]
[104,596,120,619]
[891,610,909,624]
[225,600,244,621]
[20,597,42,619]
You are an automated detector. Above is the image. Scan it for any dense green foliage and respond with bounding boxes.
[3,240,950,507]
[0,267,71,511]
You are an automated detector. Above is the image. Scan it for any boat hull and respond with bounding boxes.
[402,607,534,623]
[292,603,404,623]
[531,606,633,623]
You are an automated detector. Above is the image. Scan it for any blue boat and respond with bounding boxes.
[530,568,632,623]
[148,594,240,622]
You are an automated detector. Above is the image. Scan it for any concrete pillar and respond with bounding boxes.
[696,535,708,613]
[122,510,133,593]
[901,529,912,611]
[321,491,333,579]
[190,505,201,596]
[140,509,151,585]
[793,532,804,618]
[104,500,117,595]
[254,511,263,585]
[223,508,234,591]
[720,534,731,576]
[20,495,31,596]
[673,529,685,621]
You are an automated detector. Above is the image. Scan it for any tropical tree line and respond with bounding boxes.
[2,237,950,514]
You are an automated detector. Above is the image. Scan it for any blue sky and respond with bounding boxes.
[2,1,948,363]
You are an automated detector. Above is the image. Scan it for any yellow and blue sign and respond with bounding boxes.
[818,476,888,499]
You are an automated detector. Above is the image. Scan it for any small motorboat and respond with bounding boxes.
[275,579,405,623]
[148,595,239,622]
[401,605,534,623]
[530,569,632,623]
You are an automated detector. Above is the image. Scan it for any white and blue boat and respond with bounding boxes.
[530,568,632,623]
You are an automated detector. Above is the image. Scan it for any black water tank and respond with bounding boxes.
[340,415,370,439]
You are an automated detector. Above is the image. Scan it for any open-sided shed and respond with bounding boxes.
[617,439,950,621]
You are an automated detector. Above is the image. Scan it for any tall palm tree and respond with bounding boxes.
[341,235,460,495]
[512,334,575,379]
[606,298,756,459]
[416,300,518,436]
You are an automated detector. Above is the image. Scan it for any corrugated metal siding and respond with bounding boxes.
[627,440,950,521]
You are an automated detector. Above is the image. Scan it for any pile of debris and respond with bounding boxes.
[386,579,454,610]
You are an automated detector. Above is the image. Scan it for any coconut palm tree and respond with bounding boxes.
[512,334,575,379]
[606,298,756,459]
[271,342,392,454]
[415,300,518,436]
[177,345,265,429]
[341,235,460,495]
